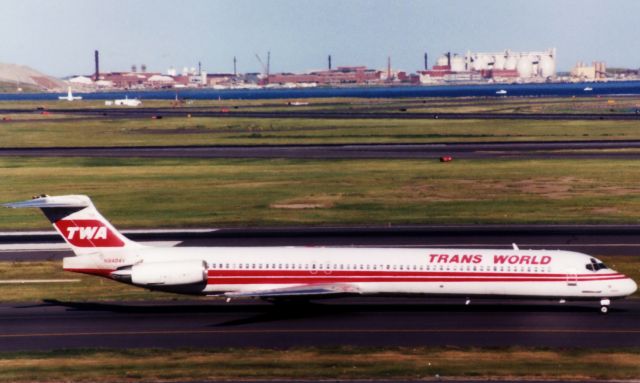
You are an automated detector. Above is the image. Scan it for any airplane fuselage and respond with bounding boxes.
[65,246,636,300]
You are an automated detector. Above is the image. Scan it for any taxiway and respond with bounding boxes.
[3,140,640,159]
[1,297,638,351]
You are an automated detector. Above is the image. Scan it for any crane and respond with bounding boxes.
[255,51,271,84]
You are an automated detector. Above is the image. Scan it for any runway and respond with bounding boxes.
[3,140,640,159]
[1,297,638,351]
[2,224,640,261]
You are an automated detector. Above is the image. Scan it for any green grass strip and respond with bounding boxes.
[0,346,639,382]
[3,157,640,229]
[2,113,640,146]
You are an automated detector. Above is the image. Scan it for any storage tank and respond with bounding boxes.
[471,54,489,71]
[436,55,449,66]
[482,53,494,70]
[504,55,518,70]
[493,55,506,70]
[516,56,533,78]
[450,55,466,72]
[538,55,555,77]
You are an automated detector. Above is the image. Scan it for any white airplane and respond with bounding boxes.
[58,87,82,101]
[4,195,637,313]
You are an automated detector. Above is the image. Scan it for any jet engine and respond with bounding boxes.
[112,260,207,286]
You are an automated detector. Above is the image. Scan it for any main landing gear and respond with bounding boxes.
[560,298,611,313]
[600,298,610,314]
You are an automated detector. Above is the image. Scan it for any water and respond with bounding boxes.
[3,81,640,101]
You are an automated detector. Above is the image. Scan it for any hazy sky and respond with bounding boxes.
[1,0,638,77]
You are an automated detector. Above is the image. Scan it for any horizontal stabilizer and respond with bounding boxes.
[3,195,90,209]
[224,283,360,298]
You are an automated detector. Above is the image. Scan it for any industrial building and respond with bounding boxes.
[571,61,607,81]
[66,48,617,91]
[267,66,382,86]
[419,48,557,84]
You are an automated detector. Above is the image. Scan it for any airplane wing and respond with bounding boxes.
[223,283,360,298]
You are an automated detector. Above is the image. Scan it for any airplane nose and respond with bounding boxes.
[621,277,638,296]
[628,278,638,295]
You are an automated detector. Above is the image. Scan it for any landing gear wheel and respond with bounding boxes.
[599,298,611,314]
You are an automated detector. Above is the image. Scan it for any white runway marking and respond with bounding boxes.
[0,279,80,284]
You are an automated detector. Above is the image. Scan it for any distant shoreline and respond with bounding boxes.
[1,80,640,100]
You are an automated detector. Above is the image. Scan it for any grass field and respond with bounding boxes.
[3,115,640,147]
[0,347,638,382]
[3,157,640,229]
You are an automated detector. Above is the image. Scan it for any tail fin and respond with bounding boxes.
[3,195,140,256]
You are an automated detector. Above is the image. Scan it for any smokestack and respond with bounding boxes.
[424,52,428,70]
[233,56,237,76]
[198,61,202,76]
[94,50,99,80]
[267,51,270,76]
[387,56,391,81]
[328,55,332,70]
[446,52,451,68]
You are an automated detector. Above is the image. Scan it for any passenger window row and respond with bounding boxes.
[208,263,553,273]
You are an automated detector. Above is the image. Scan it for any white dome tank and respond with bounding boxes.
[436,55,449,67]
[472,55,489,71]
[504,55,518,70]
[493,55,506,70]
[450,55,466,72]
[538,55,555,77]
[517,56,533,78]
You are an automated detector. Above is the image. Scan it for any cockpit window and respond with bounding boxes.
[585,257,608,271]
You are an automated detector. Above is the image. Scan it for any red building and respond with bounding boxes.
[268,66,382,85]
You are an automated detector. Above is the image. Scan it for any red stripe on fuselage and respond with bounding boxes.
[206,270,627,285]
[207,270,620,278]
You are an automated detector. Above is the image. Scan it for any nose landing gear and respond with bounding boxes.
[600,298,610,314]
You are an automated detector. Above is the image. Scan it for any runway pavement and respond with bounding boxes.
[3,140,640,159]
[1,297,638,351]
[2,224,640,261]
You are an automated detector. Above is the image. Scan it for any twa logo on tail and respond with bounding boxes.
[55,220,125,247]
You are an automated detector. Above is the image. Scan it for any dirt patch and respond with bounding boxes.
[216,181,297,189]
[400,179,509,201]
[509,177,578,199]
[271,203,328,209]
[130,126,213,135]
[591,207,620,215]
[270,194,342,209]
[597,186,640,196]
[400,177,638,201]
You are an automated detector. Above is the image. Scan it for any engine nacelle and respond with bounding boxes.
[122,260,207,286]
